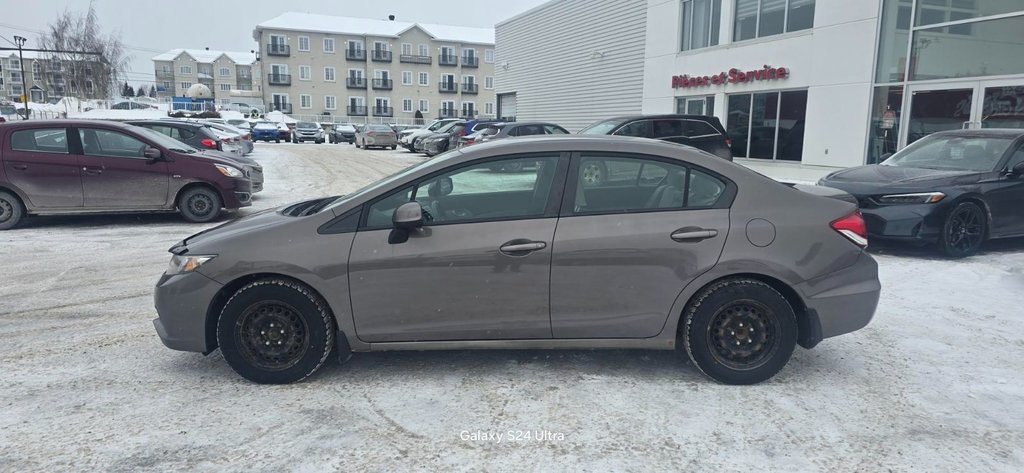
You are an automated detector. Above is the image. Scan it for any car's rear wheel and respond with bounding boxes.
[217,278,335,384]
[938,201,986,258]
[0,190,25,230]
[682,279,797,385]
[178,186,222,223]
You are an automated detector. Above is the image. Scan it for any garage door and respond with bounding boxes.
[498,93,517,121]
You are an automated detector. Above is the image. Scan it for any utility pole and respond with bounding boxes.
[13,36,28,119]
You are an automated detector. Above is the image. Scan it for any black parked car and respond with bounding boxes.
[819,129,1024,257]
[127,120,265,193]
[580,114,734,161]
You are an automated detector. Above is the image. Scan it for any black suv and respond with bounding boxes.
[580,115,733,161]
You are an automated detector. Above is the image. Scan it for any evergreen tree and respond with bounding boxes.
[149,87,157,98]
[136,85,146,97]
[121,81,133,98]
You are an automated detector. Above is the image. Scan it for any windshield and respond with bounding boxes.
[435,122,461,133]
[883,134,1014,172]
[579,119,620,135]
[327,150,462,212]
[297,122,317,128]
[253,122,276,129]
[128,125,197,153]
[427,120,451,131]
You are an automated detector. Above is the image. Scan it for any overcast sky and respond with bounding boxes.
[0,0,549,87]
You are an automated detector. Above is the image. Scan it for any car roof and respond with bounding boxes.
[0,119,136,129]
[599,114,721,123]
[127,119,206,128]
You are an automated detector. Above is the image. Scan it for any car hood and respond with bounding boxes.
[195,150,258,167]
[173,206,290,253]
[819,164,982,195]
[295,127,322,132]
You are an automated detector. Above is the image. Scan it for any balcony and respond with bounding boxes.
[439,55,458,66]
[268,74,291,86]
[372,78,393,90]
[347,105,368,116]
[346,77,367,89]
[266,43,290,57]
[346,49,366,61]
[438,108,458,118]
[461,83,478,94]
[399,54,432,65]
[462,56,479,68]
[439,82,458,93]
[372,106,393,117]
[271,103,293,114]
[155,71,174,80]
[371,50,392,62]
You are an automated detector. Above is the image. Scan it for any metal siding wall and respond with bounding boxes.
[495,0,648,131]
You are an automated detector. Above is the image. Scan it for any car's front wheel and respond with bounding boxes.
[0,190,25,230]
[217,278,335,384]
[682,279,797,385]
[938,201,986,258]
[178,186,222,223]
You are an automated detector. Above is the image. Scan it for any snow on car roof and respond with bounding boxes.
[256,12,494,45]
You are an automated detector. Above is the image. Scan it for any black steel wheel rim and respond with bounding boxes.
[235,301,309,371]
[0,198,11,223]
[947,206,984,253]
[707,300,779,371]
[188,194,214,217]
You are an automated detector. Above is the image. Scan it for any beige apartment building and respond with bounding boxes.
[2,51,106,102]
[253,12,496,122]
[152,49,261,104]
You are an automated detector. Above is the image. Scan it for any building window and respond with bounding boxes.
[298,36,310,51]
[402,71,413,85]
[401,43,412,55]
[299,65,311,81]
[485,102,494,115]
[324,67,336,82]
[418,44,429,57]
[910,14,1024,81]
[161,65,171,73]
[220,84,231,91]
[726,90,807,161]
[442,100,455,114]
[32,62,41,76]
[323,38,335,53]
[300,94,312,109]
[10,71,22,83]
[419,99,429,112]
[325,95,336,110]
[218,67,230,77]
[676,95,714,115]
[180,81,192,89]
[484,76,494,89]
[681,0,721,51]
[162,81,170,89]
[179,66,192,74]
[484,49,495,63]
[402,98,413,113]
[734,0,814,41]
[461,101,476,117]
[199,66,211,76]
[418,72,429,86]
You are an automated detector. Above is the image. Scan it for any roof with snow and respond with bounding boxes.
[256,12,494,45]
[151,49,257,64]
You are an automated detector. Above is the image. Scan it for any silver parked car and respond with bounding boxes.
[355,124,398,150]
[153,136,880,385]
[293,121,325,144]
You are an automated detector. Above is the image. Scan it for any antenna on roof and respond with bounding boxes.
[388,15,395,21]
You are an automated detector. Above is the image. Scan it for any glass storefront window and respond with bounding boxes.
[681,0,721,51]
[726,90,807,161]
[875,0,913,83]
[907,88,973,145]
[867,86,905,164]
[981,86,1024,128]
[915,0,1024,27]
[676,96,715,115]
[733,0,815,41]
[910,14,1024,81]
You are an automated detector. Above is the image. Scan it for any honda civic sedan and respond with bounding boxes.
[153,136,880,385]
[819,129,1024,257]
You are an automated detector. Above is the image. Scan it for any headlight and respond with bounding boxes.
[877,192,946,204]
[215,164,243,177]
[166,254,216,275]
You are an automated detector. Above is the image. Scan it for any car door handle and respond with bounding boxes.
[82,167,103,175]
[499,240,547,254]
[671,228,719,242]
[11,164,28,170]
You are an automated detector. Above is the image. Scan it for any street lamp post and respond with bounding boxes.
[13,35,28,120]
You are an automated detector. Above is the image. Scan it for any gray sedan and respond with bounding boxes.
[153,136,880,385]
[355,124,398,150]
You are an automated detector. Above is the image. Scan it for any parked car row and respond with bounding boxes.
[0,119,269,229]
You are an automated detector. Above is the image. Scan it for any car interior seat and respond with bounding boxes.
[645,170,687,209]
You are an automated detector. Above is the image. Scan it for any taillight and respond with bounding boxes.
[367,131,376,137]
[242,134,251,140]
[725,138,733,147]
[831,210,868,248]
[200,138,217,149]
[464,139,475,146]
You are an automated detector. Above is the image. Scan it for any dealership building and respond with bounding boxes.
[496,0,1024,170]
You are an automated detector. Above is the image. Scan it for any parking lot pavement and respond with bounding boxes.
[1,143,1022,471]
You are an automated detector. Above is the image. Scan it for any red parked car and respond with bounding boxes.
[0,120,253,230]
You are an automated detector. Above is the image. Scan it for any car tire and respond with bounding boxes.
[0,190,25,230]
[177,186,222,223]
[275,139,280,144]
[682,278,798,385]
[217,278,335,384]
[937,201,986,258]
[391,145,397,150]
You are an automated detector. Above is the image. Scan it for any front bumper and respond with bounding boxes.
[859,202,949,243]
[795,252,881,342]
[153,270,223,353]
[222,178,253,209]
[294,132,323,142]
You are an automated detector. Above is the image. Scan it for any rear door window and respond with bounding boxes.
[652,120,684,138]
[544,125,569,134]
[682,119,721,137]
[572,154,727,214]
[10,128,69,153]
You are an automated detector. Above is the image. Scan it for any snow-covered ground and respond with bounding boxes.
[1,143,1022,471]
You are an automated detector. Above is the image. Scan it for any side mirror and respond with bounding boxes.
[144,146,162,160]
[1011,161,1024,176]
[879,152,893,162]
[393,202,424,230]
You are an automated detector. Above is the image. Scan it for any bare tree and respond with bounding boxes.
[37,1,129,100]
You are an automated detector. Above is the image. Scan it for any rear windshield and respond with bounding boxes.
[367,125,393,132]
[580,119,621,135]
[253,122,276,129]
